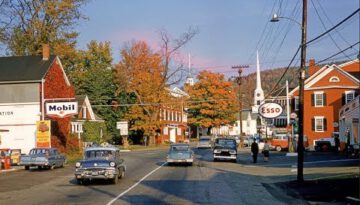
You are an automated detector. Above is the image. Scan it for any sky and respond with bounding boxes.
[76,0,360,76]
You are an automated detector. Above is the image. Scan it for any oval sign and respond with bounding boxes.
[258,103,283,119]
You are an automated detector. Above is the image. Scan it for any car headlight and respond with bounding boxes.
[110,162,116,167]
[229,150,237,155]
[214,149,221,153]
[75,162,81,168]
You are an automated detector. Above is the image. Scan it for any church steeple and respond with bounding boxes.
[185,53,194,86]
[252,51,264,113]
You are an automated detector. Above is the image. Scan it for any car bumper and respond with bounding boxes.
[75,169,117,179]
[167,158,193,163]
[197,145,212,148]
[19,162,49,166]
[213,154,237,160]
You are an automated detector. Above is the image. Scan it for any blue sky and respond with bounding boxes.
[76,0,359,76]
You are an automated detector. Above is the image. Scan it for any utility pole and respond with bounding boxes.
[298,0,307,183]
[232,65,249,147]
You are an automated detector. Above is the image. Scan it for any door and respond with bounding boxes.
[170,128,176,143]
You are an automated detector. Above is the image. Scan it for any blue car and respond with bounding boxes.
[19,148,66,170]
[167,144,194,166]
[74,146,126,185]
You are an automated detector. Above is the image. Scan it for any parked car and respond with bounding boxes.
[213,138,237,162]
[19,148,66,170]
[271,134,289,151]
[314,132,338,152]
[197,137,212,149]
[167,143,194,165]
[75,146,126,185]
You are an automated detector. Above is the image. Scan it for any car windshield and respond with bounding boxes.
[200,138,210,142]
[216,139,236,148]
[85,150,114,160]
[171,146,189,152]
[29,149,49,155]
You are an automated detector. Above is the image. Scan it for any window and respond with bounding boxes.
[315,92,323,107]
[82,107,87,119]
[312,116,327,132]
[345,91,355,104]
[329,76,340,82]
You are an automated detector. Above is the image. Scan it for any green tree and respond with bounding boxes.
[82,121,109,143]
[185,70,237,134]
[70,41,125,142]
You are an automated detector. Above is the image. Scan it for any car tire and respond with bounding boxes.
[38,166,43,170]
[189,162,193,166]
[60,162,65,168]
[76,179,83,185]
[112,176,118,184]
[276,146,282,152]
[25,165,30,170]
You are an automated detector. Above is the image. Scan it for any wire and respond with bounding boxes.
[311,0,353,61]
[317,41,360,64]
[306,8,360,46]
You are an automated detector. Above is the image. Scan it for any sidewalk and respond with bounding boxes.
[0,165,24,173]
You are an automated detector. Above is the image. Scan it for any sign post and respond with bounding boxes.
[117,121,129,149]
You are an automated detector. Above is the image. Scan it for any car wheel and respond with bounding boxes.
[112,176,119,184]
[60,162,65,168]
[76,179,83,185]
[276,146,282,152]
[38,166,43,170]
[232,159,237,163]
[25,166,30,170]
[213,158,217,162]
[189,162,193,166]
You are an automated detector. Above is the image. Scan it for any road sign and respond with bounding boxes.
[117,121,128,136]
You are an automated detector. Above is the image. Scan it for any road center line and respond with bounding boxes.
[106,161,167,205]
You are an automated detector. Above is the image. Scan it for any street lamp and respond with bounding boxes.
[270,0,307,183]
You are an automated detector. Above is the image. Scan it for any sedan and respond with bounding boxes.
[167,144,194,166]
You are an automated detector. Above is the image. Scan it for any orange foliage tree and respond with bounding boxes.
[114,41,171,145]
[185,70,237,133]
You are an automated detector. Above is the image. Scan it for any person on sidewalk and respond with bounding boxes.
[251,141,259,163]
[262,140,270,162]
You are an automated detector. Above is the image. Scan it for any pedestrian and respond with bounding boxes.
[262,140,270,162]
[251,140,259,163]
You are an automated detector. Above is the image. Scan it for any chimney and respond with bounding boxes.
[308,59,320,76]
[42,44,50,61]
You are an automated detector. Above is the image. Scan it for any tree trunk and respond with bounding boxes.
[122,136,129,149]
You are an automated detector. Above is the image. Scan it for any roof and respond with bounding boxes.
[0,55,57,83]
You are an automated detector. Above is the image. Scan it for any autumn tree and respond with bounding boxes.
[185,70,237,134]
[0,0,86,69]
[115,41,171,145]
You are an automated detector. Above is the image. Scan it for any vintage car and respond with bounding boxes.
[74,146,126,185]
[19,148,66,170]
[167,143,194,165]
[197,137,212,149]
[213,138,237,162]
[271,134,289,151]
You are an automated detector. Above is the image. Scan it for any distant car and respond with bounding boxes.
[74,146,126,185]
[167,144,194,165]
[19,148,66,170]
[197,137,212,149]
[213,138,237,162]
[234,136,241,145]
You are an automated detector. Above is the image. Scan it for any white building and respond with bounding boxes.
[339,95,359,151]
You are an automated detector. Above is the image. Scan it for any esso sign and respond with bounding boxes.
[258,103,283,119]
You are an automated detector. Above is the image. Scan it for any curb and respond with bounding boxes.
[0,167,23,173]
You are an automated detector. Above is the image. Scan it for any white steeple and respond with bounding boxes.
[252,51,264,113]
[185,53,194,86]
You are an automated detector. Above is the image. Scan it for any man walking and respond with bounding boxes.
[251,140,259,163]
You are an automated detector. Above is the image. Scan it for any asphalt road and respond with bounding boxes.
[0,147,358,205]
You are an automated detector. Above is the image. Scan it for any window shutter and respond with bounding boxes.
[311,94,315,106]
[291,98,295,110]
[323,93,327,106]
[312,118,315,131]
[342,93,346,105]
[323,118,327,131]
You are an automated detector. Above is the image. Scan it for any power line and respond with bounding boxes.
[317,41,360,64]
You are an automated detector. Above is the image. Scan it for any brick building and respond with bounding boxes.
[290,59,360,146]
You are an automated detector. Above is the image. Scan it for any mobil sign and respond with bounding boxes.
[46,102,78,118]
[258,102,283,119]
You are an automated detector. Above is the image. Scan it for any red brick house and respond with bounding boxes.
[0,45,76,153]
[290,59,360,147]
